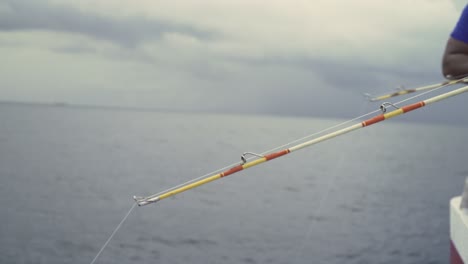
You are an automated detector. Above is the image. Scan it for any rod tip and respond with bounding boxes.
[133,195,160,206]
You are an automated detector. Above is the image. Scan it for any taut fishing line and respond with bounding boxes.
[141,79,455,201]
[89,79,461,263]
[89,203,136,264]
[289,80,457,261]
[289,99,371,262]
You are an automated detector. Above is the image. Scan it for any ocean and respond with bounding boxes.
[1,103,467,264]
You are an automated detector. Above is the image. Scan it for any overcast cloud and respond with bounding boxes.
[0,0,214,47]
[0,0,466,123]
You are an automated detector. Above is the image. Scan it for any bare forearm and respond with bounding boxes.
[442,38,468,79]
[443,53,468,79]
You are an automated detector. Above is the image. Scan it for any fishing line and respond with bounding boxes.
[289,80,456,262]
[368,77,467,102]
[390,80,455,106]
[89,203,137,264]
[289,97,373,262]
[143,110,382,199]
[87,79,463,263]
[140,80,454,202]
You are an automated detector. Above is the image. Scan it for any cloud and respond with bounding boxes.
[1,0,457,69]
[452,0,466,11]
[0,0,215,48]
[0,0,465,123]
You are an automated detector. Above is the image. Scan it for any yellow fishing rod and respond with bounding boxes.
[366,78,467,102]
[134,84,468,207]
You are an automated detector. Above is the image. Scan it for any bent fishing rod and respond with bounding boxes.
[134,84,468,207]
[366,77,468,102]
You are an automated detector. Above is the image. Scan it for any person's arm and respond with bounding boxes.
[442,37,468,79]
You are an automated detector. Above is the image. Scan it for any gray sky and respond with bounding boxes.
[0,0,466,122]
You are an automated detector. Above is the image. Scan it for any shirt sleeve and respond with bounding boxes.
[452,5,468,43]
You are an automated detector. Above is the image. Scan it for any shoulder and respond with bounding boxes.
[442,37,468,79]
[452,5,468,43]
[446,37,468,54]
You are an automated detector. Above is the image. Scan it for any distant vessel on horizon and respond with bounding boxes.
[52,102,68,107]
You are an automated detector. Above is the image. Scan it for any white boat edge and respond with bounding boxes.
[451,195,468,264]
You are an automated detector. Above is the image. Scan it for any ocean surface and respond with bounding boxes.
[1,103,467,264]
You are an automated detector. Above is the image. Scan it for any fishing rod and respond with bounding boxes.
[134,84,468,207]
[366,78,467,102]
